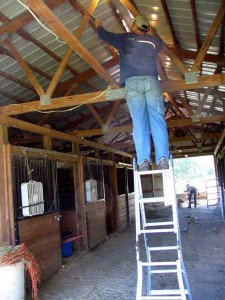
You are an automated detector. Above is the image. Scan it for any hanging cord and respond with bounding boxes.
[0,243,40,300]
[25,156,33,181]
[21,149,33,181]
[9,90,107,114]
[16,0,65,44]
[87,162,93,179]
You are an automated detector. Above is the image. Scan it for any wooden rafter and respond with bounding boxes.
[0,0,67,35]
[190,0,201,51]
[160,0,177,47]
[0,70,34,91]
[46,0,100,97]
[4,38,44,96]
[192,0,225,72]
[0,46,55,81]
[26,0,118,88]
[71,115,225,137]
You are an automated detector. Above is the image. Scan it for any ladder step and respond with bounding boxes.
[151,289,186,295]
[145,221,174,227]
[141,297,183,300]
[140,229,175,233]
[140,288,189,299]
[149,246,178,251]
[151,269,177,274]
[141,261,178,267]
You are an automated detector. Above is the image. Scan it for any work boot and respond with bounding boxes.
[138,160,151,171]
[157,157,169,170]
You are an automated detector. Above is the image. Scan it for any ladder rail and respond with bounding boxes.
[133,156,192,300]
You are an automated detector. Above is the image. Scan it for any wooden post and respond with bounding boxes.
[43,124,52,150]
[0,125,15,245]
[110,154,119,231]
[77,156,88,251]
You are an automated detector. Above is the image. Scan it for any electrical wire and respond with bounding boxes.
[10,90,107,114]
[16,0,65,44]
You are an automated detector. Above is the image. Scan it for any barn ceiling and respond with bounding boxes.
[0,0,224,161]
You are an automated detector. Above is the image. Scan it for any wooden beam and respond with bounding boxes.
[0,89,25,103]
[1,73,225,116]
[105,100,122,126]
[73,125,132,137]
[0,46,54,81]
[0,0,67,35]
[164,92,185,117]
[160,0,177,47]
[26,0,118,88]
[192,0,225,72]
[0,114,132,158]
[0,126,14,245]
[173,92,194,116]
[43,124,52,150]
[0,70,34,91]
[4,39,44,96]
[46,0,99,96]
[190,0,201,50]
[72,117,225,137]
[160,73,225,92]
[214,127,225,156]
[169,133,221,142]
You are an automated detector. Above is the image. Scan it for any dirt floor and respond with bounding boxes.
[33,198,225,300]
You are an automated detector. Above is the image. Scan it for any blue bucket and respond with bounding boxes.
[61,242,73,257]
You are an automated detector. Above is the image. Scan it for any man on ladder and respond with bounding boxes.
[95,15,169,171]
[95,14,192,300]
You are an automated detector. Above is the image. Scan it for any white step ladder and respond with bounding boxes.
[134,157,192,300]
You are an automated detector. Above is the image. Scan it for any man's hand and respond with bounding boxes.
[95,19,102,29]
[148,26,158,36]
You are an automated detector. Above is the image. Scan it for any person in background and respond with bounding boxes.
[95,15,169,171]
[186,184,197,208]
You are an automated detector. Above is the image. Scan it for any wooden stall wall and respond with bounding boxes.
[60,210,77,234]
[117,194,128,231]
[117,192,135,231]
[18,213,62,281]
[87,200,107,249]
[128,192,135,223]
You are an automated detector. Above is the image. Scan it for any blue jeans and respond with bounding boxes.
[125,76,169,165]
[188,189,197,208]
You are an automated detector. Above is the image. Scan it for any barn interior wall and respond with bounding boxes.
[0,142,134,280]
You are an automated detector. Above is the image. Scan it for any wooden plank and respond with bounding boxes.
[18,213,62,281]
[18,213,58,233]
